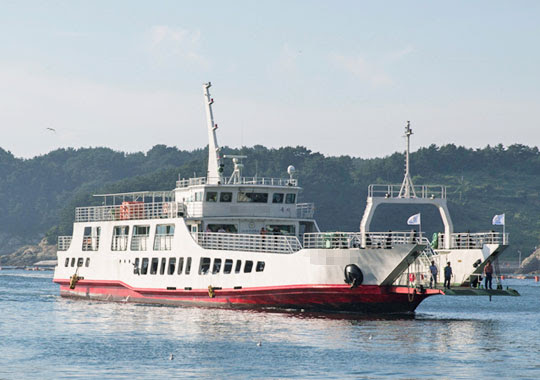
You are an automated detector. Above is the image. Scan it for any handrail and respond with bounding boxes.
[368,184,446,199]
[75,202,177,223]
[303,231,425,249]
[437,232,508,249]
[176,176,298,188]
[193,232,302,254]
[297,203,315,218]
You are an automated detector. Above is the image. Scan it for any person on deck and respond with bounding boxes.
[444,262,453,289]
[484,260,494,289]
[429,261,438,288]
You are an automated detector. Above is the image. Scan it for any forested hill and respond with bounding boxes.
[0,143,538,260]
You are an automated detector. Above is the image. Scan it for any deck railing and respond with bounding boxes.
[131,236,149,251]
[75,202,178,223]
[176,176,298,188]
[154,234,173,251]
[297,203,315,218]
[368,184,446,199]
[192,232,302,254]
[303,231,425,249]
[57,236,72,251]
[438,232,508,249]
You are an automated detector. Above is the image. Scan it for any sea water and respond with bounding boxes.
[0,270,538,379]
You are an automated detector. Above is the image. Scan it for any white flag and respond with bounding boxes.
[492,214,505,226]
[407,213,421,225]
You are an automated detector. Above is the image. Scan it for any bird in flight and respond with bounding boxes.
[46,127,56,132]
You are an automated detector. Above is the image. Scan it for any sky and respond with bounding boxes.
[1,0,539,159]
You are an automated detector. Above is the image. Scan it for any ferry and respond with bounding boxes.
[53,83,445,313]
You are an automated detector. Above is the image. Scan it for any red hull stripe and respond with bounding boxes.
[54,278,441,312]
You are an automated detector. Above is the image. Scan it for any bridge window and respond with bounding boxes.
[220,192,232,202]
[256,261,265,272]
[272,193,284,203]
[199,257,211,275]
[206,192,218,202]
[266,225,295,235]
[112,226,129,251]
[285,194,296,204]
[244,260,253,273]
[224,259,233,274]
[238,192,268,203]
[207,224,238,233]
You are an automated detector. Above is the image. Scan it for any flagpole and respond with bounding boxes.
[503,214,506,244]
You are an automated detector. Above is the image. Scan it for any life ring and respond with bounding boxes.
[221,193,231,202]
[409,273,416,282]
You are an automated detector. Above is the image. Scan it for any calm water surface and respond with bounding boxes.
[0,270,538,379]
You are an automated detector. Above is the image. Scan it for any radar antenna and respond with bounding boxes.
[203,82,223,184]
[398,121,417,198]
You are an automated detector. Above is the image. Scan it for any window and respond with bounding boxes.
[154,224,175,250]
[141,258,149,275]
[212,259,222,274]
[85,258,90,267]
[134,258,140,274]
[185,257,192,274]
[194,192,203,201]
[267,225,296,235]
[285,193,296,204]
[220,192,232,202]
[112,226,129,251]
[150,258,159,274]
[64,258,69,267]
[244,260,253,273]
[237,192,268,203]
[224,259,233,274]
[272,193,284,203]
[199,257,211,275]
[82,226,100,251]
[207,224,238,233]
[160,258,166,275]
[206,192,218,202]
[235,260,242,273]
[256,261,265,272]
[168,258,176,275]
[177,257,184,275]
[71,258,76,267]
[131,225,150,251]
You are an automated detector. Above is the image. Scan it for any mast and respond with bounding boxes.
[203,82,223,184]
[398,121,416,198]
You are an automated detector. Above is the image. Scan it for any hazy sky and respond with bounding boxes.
[1,1,539,159]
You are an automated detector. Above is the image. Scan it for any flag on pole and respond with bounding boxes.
[492,214,505,226]
[407,213,421,225]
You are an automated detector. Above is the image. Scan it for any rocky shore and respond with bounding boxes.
[0,238,57,266]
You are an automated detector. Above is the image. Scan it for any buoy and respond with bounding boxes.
[257,341,262,347]
[535,276,539,282]
[501,275,505,280]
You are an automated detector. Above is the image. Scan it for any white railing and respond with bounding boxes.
[57,236,72,251]
[176,176,298,188]
[297,203,315,218]
[193,232,302,254]
[303,231,425,249]
[111,235,129,251]
[438,232,508,249]
[75,202,177,223]
[131,236,149,251]
[82,236,100,251]
[368,184,446,199]
[154,234,173,251]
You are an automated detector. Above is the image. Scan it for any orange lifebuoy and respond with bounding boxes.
[409,273,416,282]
